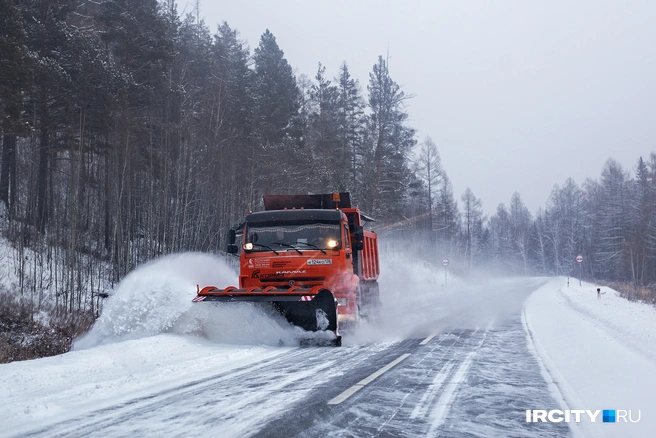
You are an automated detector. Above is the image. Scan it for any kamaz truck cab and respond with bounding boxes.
[193,193,380,345]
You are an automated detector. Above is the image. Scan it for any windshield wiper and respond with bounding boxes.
[271,242,302,254]
[294,241,327,254]
[251,243,279,255]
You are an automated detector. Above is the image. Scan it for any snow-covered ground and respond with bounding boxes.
[0,336,288,436]
[0,233,112,303]
[524,278,656,437]
[0,252,655,437]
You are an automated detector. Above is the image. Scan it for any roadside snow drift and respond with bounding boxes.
[524,279,656,437]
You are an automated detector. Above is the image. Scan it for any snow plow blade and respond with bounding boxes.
[193,286,340,344]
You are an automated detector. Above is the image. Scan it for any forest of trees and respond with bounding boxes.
[1,0,655,340]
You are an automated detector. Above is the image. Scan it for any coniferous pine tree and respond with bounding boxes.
[365,55,415,221]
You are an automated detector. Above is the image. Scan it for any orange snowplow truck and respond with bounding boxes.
[193,192,380,346]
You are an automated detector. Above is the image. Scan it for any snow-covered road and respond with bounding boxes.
[1,254,654,437]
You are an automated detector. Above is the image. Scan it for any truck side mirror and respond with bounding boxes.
[353,241,364,251]
[227,244,238,254]
[228,229,236,244]
[353,226,364,242]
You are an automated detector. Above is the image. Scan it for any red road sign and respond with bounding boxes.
[576,255,584,263]
[442,258,449,267]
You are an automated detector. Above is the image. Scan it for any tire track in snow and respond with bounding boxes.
[409,361,454,419]
[426,326,490,436]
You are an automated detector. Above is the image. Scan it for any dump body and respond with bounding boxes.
[194,193,380,344]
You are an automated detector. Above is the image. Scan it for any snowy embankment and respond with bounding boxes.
[524,278,656,437]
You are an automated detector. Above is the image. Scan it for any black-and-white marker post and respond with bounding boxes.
[442,258,449,288]
[576,254,584,286]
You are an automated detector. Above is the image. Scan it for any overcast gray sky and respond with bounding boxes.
[181,0,656,216]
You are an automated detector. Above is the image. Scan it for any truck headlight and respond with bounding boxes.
[336,298,348,306]
[327,239,339,249]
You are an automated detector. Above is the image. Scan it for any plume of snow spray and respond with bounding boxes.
[348,253,456,344]
[75,249,489,350]
[74,252,306,349]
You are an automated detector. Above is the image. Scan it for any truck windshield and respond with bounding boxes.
[245,222,341,251]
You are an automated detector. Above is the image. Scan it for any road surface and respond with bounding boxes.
[16,278,570,437]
